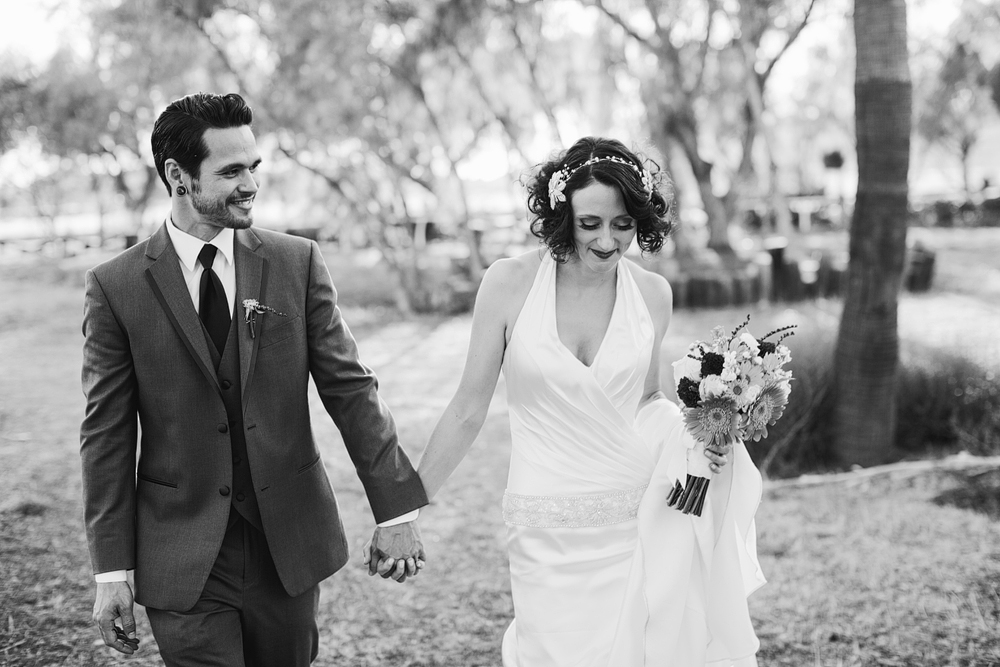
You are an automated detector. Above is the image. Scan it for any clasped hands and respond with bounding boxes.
[362,521,426,583]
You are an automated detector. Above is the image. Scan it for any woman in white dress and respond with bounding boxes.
[414,137,764,666]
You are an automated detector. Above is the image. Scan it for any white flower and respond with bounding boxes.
[673,355,703,382]
[710,326,727,347]
[742,363,766,386]
[641,168,654,197]
[775,345,792,364]
[739,333,760,356]
[729,377,757,409]
[761,353,784,373]
[700,375,729,400]
[548,169,568,209]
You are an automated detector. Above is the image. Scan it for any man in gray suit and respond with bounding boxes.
[80,92,428,666]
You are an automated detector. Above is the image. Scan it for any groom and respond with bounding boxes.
[80,92,428,666]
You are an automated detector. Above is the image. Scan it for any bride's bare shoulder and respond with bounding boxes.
[626,258,673,321]
[476,248,544,323]
[480,249,543,297]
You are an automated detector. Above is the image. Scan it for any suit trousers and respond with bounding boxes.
[146,511,320,667]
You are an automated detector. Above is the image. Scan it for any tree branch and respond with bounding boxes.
[507,14,564,146]
[592,0,660,52]
[441,44,530,162]
[275,143,366,213]
[692,0,718,95]
[167,1,254,95]
[761,0,817,85]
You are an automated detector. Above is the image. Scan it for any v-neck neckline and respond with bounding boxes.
[552,259,621,369]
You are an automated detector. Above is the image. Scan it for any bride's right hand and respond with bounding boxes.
[704,444,731,474]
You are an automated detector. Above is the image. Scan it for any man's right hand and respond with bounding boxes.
[93,581,139,654]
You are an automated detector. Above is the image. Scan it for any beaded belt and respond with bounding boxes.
[502,485,648,528]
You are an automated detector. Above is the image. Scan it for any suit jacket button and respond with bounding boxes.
[236,492,246,502]
[221,380,232,390]
[219,486,230,497]
[218,423,228,433]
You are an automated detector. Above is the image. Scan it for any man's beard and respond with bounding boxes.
[190,183,254,230]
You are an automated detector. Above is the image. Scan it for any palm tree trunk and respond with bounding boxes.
[832,0,911,467]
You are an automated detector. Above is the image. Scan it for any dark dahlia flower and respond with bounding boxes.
[758,341,776,357]
[700,352,725,377]
[677,377,702,408]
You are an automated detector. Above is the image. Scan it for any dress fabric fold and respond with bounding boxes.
[500,253,765,667]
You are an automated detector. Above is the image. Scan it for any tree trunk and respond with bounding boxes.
[666,108,732,254]
[960,140,972,200]
[832,0,911,467]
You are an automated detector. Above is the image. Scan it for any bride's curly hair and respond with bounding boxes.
[524,137,676,263]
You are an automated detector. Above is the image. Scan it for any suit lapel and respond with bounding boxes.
[234,228,266,411]
[144,224,220,392]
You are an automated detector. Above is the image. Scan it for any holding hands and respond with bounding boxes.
[362,521,426,583]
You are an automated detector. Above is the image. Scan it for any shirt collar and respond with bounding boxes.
[165,218,235,272]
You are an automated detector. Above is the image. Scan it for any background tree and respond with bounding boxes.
[916,42,995,197]
[79,0,547,311]
[587,0,816,258]
[832,0,911,467]
[0,66,36,156]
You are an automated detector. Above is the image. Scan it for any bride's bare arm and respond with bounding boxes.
[417,257,527,500]
[632,266,727,471]
[633,263,673,408]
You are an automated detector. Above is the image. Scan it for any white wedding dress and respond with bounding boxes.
[500,253,765,667]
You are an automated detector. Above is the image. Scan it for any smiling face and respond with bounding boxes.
[185,126,261,232]
[568,181,636,273]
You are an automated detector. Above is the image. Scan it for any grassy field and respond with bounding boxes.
[1,230,999,666]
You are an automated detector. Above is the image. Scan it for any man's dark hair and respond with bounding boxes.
[151,92,254,195]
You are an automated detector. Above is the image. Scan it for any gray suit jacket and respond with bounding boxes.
[80,223,427,611]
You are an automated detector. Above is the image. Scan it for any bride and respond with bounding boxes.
[414,137,764,666]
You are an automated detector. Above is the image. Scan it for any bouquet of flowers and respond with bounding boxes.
[668,316,796,516]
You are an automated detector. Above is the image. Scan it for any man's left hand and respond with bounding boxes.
[362,522,426,583]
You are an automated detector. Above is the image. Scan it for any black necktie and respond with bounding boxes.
[198,244,230,354]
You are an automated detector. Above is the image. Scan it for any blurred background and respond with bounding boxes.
[2,0,998,313]
[2,0,1000,665]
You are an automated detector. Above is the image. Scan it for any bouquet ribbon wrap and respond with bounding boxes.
[665,422,720,515]
[609,398,765,665]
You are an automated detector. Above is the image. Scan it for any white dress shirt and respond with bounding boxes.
[96,220,415,583]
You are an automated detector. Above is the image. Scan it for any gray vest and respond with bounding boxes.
[205,315,262,530]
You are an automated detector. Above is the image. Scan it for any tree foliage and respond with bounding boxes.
[916,42,995,196]
[584,0,817,255]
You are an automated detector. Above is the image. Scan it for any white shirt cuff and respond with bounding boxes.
[95,570,129,583]
[377,509,419,527]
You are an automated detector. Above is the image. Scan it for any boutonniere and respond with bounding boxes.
[242,298,287,339]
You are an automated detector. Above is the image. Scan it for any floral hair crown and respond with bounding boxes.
[548,154,654,209]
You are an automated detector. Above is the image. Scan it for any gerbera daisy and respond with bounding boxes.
[741,383,790,441]
[683,396,740,450]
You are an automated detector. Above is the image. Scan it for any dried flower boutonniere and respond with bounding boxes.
[242,298,287,339]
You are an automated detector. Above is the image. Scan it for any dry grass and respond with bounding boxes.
[2,234,1000,666]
